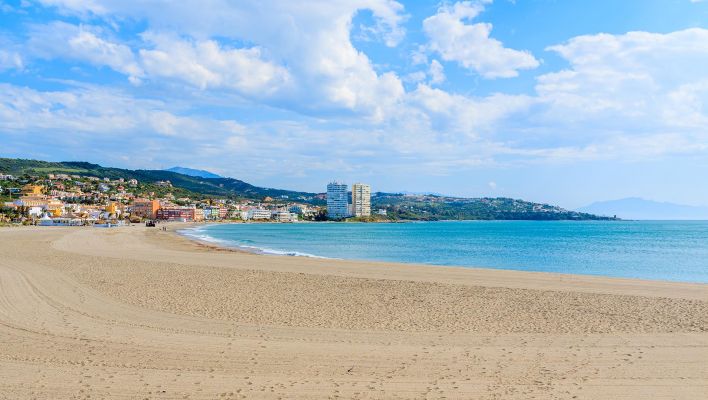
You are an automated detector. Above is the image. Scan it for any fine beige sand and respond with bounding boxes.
[1,224,707,399]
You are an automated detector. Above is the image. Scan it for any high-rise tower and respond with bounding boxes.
[326,182,349,219]
[351,183,371,217]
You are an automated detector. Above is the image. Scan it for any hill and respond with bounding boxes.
[578,198,708,220]
[0,158,320,202]
[373,193,611,221]
[1,157,611,220]
[165,166,222,179]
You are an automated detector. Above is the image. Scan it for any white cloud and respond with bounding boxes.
[0,49,23,71]
[394,28,708,165]
[422,1,539,78]
[0,83,169,134]
[403,70,426,83]
[456,28,708,163]
[34,0,408,119]
[428,59,445,85]
[352,0,407,46]
[0,83,263,168]
[139,33,291,96]
[27,21,142,82]
[406,83,533,137]
[537,29,708,138]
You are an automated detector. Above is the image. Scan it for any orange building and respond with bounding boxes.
[21,184,44,196]
[131,199,160,219]
[106,202,121,215]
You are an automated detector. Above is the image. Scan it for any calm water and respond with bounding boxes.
[181,221,708,283]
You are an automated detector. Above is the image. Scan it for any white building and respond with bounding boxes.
[38,214,83,226]
[326,181,349,219]
[351,183,371,217]
[274,211,298,222]
[246,208,272,220]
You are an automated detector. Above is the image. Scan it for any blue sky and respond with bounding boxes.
[1,0,708,208]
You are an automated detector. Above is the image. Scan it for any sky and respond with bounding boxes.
[1,0,708,209]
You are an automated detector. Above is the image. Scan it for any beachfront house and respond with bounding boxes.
[156,206,197,222]
[274,211,298,223]
[246,209,272,220]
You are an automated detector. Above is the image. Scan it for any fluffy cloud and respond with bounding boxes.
[139,33,290,96]
[398,27,708,163]
[406,83,532,138]
[536,29,708,143]
[0,83,188,135]
[34,0,407,119]
[25,21,291,96]
[423,1,539,78]
[0,83,260,167]
[27,22,142,82]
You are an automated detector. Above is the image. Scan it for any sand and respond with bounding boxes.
[0,225,707,399]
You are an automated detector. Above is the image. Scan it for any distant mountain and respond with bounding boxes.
[578,197,708,220]
[165,166,222,179]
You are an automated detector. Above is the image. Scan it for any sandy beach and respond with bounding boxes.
[1,224,707,399]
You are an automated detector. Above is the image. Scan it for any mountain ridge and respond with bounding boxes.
[165,166,222,179]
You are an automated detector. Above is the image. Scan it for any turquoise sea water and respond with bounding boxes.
[181,221,708,283]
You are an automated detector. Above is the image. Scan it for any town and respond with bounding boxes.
[0,171,376,226]
[0,158,608,224]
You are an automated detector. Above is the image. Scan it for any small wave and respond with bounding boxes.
[177,228,331,259]
[243,245,331,259]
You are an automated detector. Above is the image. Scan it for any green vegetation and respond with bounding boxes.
[0,158,323,204]
[372,194,614,221]
[0,158,86,174]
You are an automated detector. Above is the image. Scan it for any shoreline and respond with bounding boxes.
[173,221,708,286]
[153,223,708,300]
[176,223,337,258]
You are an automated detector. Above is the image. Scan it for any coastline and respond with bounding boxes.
[1,225,707,399]
[176,223,337,258]
[173,221,708,285]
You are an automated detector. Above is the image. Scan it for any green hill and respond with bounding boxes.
[0,158,320,202]
[372,193,611,221]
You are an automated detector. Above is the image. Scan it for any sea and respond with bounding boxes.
[180,220,708,283]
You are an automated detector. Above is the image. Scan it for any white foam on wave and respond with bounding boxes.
[177,227,331,259]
